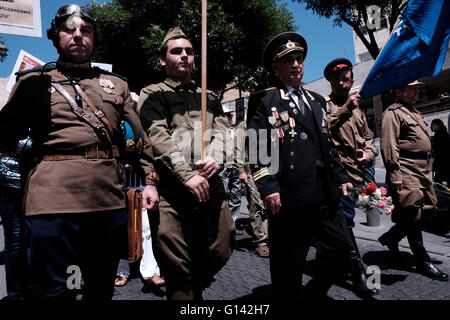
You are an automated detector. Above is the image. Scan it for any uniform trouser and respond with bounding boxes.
[244,173,268,246]
[382,209,430,263]
[341,195,356,229]
[0,189,28,300]
[26,208,127,300]
[219,168,243,221]
[268,204,353,300]
[150,195,235,300]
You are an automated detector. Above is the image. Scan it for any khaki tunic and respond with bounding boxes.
[138,77,234,289]
[138,78,231,187]
[380,103,437,216]
[0,60,156,216]
[325,95,376,185]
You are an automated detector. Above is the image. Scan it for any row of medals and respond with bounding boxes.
[268,104,308,141]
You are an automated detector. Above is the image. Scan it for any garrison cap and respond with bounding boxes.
[162,26,187,45]
[323,58,353,81]
[262,32,307,72]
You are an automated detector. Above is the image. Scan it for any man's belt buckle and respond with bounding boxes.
[85,145,99,161]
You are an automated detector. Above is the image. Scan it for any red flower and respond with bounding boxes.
[361,187,368,195]
[366,182,377,194]
[380,187,387,196]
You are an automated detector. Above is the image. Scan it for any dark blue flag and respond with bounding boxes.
[360,0,450,98]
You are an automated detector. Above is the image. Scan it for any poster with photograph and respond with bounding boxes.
[0,0,42,37]
[5,49,45,92]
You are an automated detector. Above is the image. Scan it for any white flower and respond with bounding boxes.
[356,194,370,207]
[374,188,382,200]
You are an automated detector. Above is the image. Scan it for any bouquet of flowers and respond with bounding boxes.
[349,182,394,215]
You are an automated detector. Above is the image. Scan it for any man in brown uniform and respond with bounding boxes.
[0,5,159,300]
[322,58,378,296]
[380,80,448,281]
[138,27,235,300]
[231,117,270,256]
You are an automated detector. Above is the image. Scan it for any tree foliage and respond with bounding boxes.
[291,0,408,60]
[88,0,295,97]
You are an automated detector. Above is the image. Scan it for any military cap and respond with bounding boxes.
[323,58,353,81]
[262,32,308,72]
[163,26,187,45]
[406,79,423,86]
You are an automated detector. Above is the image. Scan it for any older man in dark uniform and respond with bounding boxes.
[247,32,356,300]
[0,4,159,300]
[380,81,448,281]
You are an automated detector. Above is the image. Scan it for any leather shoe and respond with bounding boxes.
[416,262,448,281]
[378,233,400,256]
[255,244,270,258]
[352,270,379,297]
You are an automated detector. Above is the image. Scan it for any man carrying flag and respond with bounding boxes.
[138,27,234,300]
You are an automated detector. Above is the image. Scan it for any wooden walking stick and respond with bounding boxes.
[201,0,207,159]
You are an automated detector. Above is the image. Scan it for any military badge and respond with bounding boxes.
[289,102,296,108]
[268,116,276,126]
[99,79,115,94]
[277,128,285,138]
[300,132,308,140]
[280,111,289,122]
[279,89,290,100]
[289,117,295,128]
[272,109,279,120]
[292,108,298,115]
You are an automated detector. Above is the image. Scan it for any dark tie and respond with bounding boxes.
[293,90,311,118]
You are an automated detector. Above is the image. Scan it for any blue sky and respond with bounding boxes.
[0,0,355,83]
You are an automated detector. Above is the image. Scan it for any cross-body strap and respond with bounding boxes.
[73,83,115,136]
[51,82,110,143]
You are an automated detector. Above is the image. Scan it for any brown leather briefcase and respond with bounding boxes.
[127,189,143,261]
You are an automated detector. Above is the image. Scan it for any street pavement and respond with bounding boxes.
[1,168,449,301]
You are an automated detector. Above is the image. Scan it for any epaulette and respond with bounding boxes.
[249,87,275,99]
[93,67,128,81]
[15,64,56,77]
[325,95,331,102]
[387,103,402,110]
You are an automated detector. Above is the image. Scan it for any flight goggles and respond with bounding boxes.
[55,4,95,23]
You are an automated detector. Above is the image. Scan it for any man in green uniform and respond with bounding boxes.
[380,80,447,281]
[0,4,159,300]
[138,27,235,300]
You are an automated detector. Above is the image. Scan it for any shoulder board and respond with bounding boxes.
[94,67,128,81]
[15,64,56,77]
[387,103,402,110]
[249,87,276,99]
[325,95,331,102]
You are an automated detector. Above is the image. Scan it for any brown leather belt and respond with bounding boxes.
[43,145,120,161]
[399,150,430,160]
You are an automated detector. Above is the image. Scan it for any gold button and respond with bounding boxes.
[290,164,294,170]
[289,151,294,157]
[290,138,294,143]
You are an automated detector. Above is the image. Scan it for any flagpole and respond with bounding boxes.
[201,0,207,160]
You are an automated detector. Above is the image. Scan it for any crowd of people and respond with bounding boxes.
[0,4,448,301]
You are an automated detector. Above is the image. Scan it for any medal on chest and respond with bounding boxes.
[99,79,115,94]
